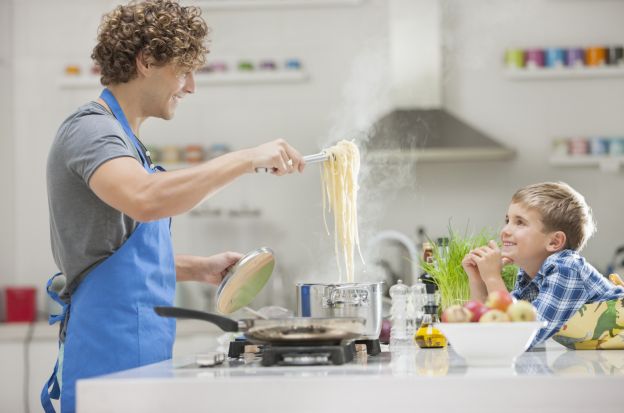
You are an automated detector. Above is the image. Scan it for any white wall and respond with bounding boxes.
[0,0,16,289]
[436,0,624,267]
[5,0,624,316]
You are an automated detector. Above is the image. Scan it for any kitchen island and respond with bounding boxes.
[77,340,623,413]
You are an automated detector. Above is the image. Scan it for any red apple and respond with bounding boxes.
[485,290,515,312]
[479,309,511,323]
[463,300,489,322]
[441,305,473,323]
[506,300,537,322]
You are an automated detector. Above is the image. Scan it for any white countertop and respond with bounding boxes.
[77,340,624,413]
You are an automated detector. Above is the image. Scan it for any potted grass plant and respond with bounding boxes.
[420,228,518,309]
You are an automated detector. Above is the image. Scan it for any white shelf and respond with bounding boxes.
[58,70,309,89]
[549,155,624,173]
[366,147,515,163]
[505,66,624,80]
[195,0,363,10]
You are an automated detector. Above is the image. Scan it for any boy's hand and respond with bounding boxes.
[470,240,503,282]
[462,252,488,303]
[462,253,481,282]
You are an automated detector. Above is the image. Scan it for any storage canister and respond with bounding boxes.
[609,138,624,156]
[606,46,624,66]
[566,48,585,68]
[590,137,610,156]
[545,48,566,68]
[525,49,545,69]
[568,138,589,156]
[504,48,525,69]
[586,46,607,67]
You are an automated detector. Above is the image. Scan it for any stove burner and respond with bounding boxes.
[262,344,353,366]
[226,338,382,366]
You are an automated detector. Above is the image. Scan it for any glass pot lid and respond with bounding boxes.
[216,247,275,314]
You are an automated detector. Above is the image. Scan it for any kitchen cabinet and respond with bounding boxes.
[0,320,222,413]
[77,340,624,413]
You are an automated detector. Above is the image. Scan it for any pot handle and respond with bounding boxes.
[154,306,239,332]
[327,286,369,307]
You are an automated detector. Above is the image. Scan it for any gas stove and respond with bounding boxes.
[228,338,381,366]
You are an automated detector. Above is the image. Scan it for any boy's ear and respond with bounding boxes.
[547,231,567,252]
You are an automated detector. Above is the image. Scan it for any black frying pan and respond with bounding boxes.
[154,306,366,344]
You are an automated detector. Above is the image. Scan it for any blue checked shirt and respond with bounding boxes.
[511,249,624,348]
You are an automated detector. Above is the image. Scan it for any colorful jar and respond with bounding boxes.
[568,138,589,156]
[285,58,302,70]
[545,48,566,68]
[566,48,585,68]
[238,61,254,71]
[585,46,607,67]
[589,137,609,156]
[184,145,204,164]
[505,48,525,69]
[525,49,545,69]
[609,138,624,156]
[160,146,181,164]
[259,60,277,70]
[552,138,569,156]
[606,46,624,66]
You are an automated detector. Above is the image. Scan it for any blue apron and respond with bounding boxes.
[41,89,176,413]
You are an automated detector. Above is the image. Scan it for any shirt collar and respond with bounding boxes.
[518,249,577,283]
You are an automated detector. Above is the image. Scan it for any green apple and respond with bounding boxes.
[479,309,511,323]
[506,300,537,322]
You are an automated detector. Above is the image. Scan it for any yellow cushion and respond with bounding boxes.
[552,298,624,350]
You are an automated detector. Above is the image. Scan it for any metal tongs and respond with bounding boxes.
[255,151,330,173]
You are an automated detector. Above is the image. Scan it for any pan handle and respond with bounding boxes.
[154,306,239,332]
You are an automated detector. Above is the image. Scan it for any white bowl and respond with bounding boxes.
[435,321,546,367]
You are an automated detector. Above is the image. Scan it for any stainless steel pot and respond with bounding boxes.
[295,282,384,339]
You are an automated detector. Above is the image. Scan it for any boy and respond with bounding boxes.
[462,182,624,347]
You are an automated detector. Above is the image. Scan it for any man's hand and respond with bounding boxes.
[247,139,305,175]
[176,252,243,285]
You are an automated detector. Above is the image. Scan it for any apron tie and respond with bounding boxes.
[41,272,68,413]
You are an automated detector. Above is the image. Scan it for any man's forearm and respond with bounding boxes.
[139,151,252,221]
[175,254,202,282]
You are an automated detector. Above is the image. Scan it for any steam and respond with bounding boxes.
[311,38,422,284]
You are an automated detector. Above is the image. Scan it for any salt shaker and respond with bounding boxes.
[389,279,410,346]
[409,280,426,337]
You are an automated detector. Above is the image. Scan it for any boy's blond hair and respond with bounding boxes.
[511,182,595,251]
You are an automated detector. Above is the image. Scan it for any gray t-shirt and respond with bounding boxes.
[47,101,143,300]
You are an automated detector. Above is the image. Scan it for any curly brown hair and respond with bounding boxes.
[91,0,209,85]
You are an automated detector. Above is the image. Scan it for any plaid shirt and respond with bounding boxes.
[511,249,624,348]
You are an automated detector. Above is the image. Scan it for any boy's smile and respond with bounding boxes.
[500,202,554,277]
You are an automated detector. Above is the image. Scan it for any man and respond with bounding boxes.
[42,1,304,412]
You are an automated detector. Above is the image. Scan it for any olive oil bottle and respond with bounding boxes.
[414,289,447,349]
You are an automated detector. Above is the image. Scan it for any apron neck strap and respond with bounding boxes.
[99,88,149,167]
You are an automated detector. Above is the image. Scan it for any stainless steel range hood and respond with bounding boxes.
[366,108,514,162]
[367,0,514,162]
